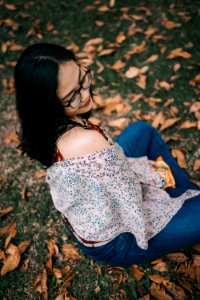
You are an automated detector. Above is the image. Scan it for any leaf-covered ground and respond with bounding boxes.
[0,0,200,299]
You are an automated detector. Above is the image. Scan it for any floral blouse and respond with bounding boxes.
[46,127,200,250]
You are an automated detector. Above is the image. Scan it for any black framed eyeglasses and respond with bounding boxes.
[63,68,92,109]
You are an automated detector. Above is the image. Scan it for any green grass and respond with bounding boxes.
[1,0,200,299]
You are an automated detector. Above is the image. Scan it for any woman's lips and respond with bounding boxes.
[81,96,91,107]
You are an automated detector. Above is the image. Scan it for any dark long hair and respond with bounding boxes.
[14,43,92,168]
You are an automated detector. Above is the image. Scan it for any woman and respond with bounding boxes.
[15,43,200,266]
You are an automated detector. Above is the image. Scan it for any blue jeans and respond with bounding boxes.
[64,121,200,266]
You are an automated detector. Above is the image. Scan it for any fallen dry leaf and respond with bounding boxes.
[0,221,16,238]
[98,48,115,56]
[178,120,197,129]
[150,282,173,300]
[190,102,200,113]
[85,37,103,46]
[62,244,82,261]
[125,67,140,78]
[1,243,21,276]
[173,63,181,72]
[152,262,169,272]
[160,118,180,131]
[159,81,172,91]
[110,60,126,70]
[0,206,13,218]
[136,75,146,89]
[167,48,191,59]
[144,54,159,63]
[18,240,31,255]
[152,111,166,129]
[116,32,126,43]
[194,159,200,171]
[165,252,188,263]
[149,274,169,284]
[162,18,181,29]
[5,225,17,248]
[130,265,145,281]
[171,149,187,168]
[163,281,187,300]
[108,118,129,130]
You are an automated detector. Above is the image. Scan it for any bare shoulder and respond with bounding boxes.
[57,126,111,159]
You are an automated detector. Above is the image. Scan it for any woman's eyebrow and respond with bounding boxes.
[61,68,82,101]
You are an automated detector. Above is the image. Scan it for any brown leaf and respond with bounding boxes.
[152,112,166,129]
[178,120,197,129]
[160,118,180,131]
[163,281,187,300]
[95,20,104,27]
[0,221,16,238]
[190,102,200,113]
[116,32,126,43]
[161,18,181,29]
[150,282,173,300]
[98,49,115,56]
[136,75,146,89]
[192,254,200,266]
[4,130,19,145]
[85,37,103,46]
[130,265,145,281]
[9,44,25,51]
[62,244,82,261]
[0,249,5,260]
[165,252,188,263]
[125,67,140,78]
[178,278,193,293]
[110,60,126,70]
[144,54,159,63]
[0,206,13,218]
[41,268,48,300]
[149,275,169,284]
[5,225,17,249]
[194,159,200,171]
[159,81,172,91]
[108,118,129,130]
[138,295,150,300]
[173,63,181,72]
[164,98,174,107]
[47,239,59,257]
[5,4,17,10]
[1,243,21,276]
[130,93,143,103]
[152,262,169,272]
[46,21,54,31]
[18,240,31,255]
[171,149,187,168]
[98,5,109,12]
[167,48,191,59]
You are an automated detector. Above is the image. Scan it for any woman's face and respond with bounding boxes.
[57,60,93,118]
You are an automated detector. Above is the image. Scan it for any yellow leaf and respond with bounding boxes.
[171,149,187,168]
[160,118,180,131]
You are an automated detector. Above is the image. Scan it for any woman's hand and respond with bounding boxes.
[148,160,158,169]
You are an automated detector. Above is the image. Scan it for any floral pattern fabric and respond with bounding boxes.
[46,133,200,250]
